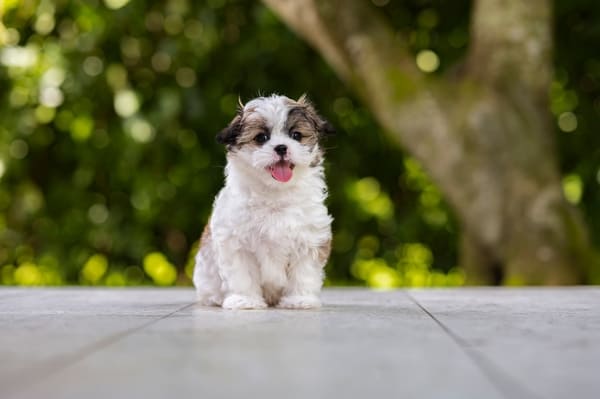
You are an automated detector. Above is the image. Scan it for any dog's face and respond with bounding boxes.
[216,94,333,185]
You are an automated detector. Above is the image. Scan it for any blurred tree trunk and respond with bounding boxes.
[263,0,595,284]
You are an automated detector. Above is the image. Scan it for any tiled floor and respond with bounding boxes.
[1,287,598,399]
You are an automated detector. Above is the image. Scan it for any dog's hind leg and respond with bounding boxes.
[193,225,223,306]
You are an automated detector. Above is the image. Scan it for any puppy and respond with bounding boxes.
[193,94,333,309]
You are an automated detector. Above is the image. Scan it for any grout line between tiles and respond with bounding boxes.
[404,290,542,399]
[4,301,195,398]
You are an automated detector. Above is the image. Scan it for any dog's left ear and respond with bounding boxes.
[298,94,335,139]
[318,118,336,138]
[216,114,242,146]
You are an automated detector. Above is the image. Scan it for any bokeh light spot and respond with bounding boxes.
[164,15,184,35]
[105,272,126,286]
[354,177,380,202]
[83,56,104,76]
[39,87,64,108]
[558,112,578,132]
[34,13,56,35]
[1,46,38,68]
[9,140,29,159]
[416,50,439,73]
[184,20,204,40]
[9,86,29,107]
[151,52,172,72]
[2,28,20,46]
[351,258,401,289]
[104,0,131,10]
[106,64,128,89]
[81,254,108,284]
[114,89,140,117]
[348,177,393,220]
[41,67,66,87]
[131,190,151,211]
[175,67,197,88]
[35,106,56,124]
[15,262,43,285]
[562,174,583,204]
[125,117,155,143]
[88,204,109,224]
[368,264,401,289]
[120,37,141,62]
[143,252,177,286]
[70,116,94,141]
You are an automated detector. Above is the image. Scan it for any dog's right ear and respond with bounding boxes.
[216,114,242,146]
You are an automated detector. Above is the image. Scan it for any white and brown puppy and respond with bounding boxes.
[193,94,333,310]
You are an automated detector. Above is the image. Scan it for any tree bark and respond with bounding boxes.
[263,0,595,284]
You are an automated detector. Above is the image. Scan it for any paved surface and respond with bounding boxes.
[0,288,598,399]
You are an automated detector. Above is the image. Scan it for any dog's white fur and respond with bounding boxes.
[193,94,332,309]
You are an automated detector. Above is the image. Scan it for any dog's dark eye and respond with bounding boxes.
[254,133,269,144]
[290,131,303,141]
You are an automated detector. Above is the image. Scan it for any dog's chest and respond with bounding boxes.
[233,198,327,248]
[250,202,311,241]
[213,184,331,252]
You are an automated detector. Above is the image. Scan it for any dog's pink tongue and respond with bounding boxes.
[270,161,293,182]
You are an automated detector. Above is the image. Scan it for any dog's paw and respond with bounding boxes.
[222,294,267,310]
[277,295,321,310]
[197,294,223,307]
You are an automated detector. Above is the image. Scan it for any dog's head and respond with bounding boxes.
[216,94,334,185]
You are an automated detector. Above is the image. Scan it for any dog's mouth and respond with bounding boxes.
[267,160,295,183]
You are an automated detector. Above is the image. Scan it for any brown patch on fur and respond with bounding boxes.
[199,220,212,249]
[285,106,321,147]
[284,100,329,167]
[262,284,283,307]
[235,116,270,146]
[285,95,335,145]
[216,115,242,146]
[216,112,270,151]
[318,239,332,265]
[309,151,323,167]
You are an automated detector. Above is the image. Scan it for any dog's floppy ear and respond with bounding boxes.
[298,94,335,139]
[318,118,336,138]
[216,114,242,146]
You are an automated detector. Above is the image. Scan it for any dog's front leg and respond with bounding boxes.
[218,249,267,310]
[278,249,324,309]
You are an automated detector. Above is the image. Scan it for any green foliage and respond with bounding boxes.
[1,0,599,287]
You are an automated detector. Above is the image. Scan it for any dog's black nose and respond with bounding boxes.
[274,144,287,156]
